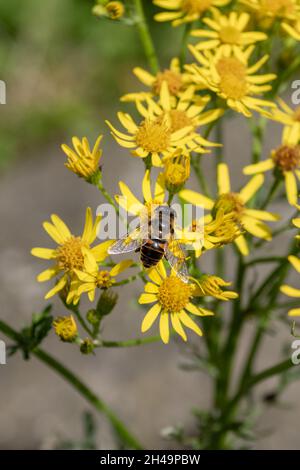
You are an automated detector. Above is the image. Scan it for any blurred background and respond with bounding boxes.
[0,0,299,450]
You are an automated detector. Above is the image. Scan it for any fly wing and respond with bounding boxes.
[165,240,189,283]
[108,226,148,255]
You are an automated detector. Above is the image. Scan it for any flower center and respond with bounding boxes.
[219,26,241,44]
[106,1,125,19]
[216,57,248,100]
[57,236,85,272]
[165,163,187,186]
[272,145,300,171]
[136,119,171,153]
[53,315,77,342]
[153,69,183,96]
[158,277,194,313]
[213,193,245,221]
[261,0,295,16]
[96,271,114,289]
[182,0,212,15]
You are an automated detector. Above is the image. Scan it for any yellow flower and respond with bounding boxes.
[139,262,214,344]
[267,98,300,144]
[153,0,231,27]
[61,135,103,180]
[31,208,112,300]
[191,10,267,54]
[281,255,300,316]
[116,169,166,222]
[106,90,206,166]
[93,1,125,20]
[186,46,277,117]
[137,83,223,157]
[121,58,192,102]
[68,248,133,304]
[179,208,243,257]
[180,163,280,256]
[193,274,238,300]
[244,137,300,206]
[164,150,190,191]
[240,0,300,22]
[53,315,78,342]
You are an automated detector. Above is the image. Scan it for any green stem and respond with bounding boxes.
[180,23,192,66]
[260,177,281,210]
[133,0,159,73]
[191,155,211,197]
[0,319,142,450]
[245,256,285,267]
[97,335,161,348]
[96,180,120,217]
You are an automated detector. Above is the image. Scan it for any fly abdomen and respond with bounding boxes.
[141,239,165,268]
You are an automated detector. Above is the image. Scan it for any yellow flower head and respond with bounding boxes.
[53,315,78,342]
[267,98,300,144]
[281,255,300,317]
[107,85,219,167]
[244,128,300,206]
[68,248,133,304]
[139,261,214,343]
[61,135,103,180]
[191,10,267,54]
[31,208,112,300]
[164,150,190,191]
[193,274,238,300]
[153,0,231,27]
[186,46,277,118]
[180,163,280,256]
[93,1,125,20]
[121,58,192,102]
[240,0,300,23]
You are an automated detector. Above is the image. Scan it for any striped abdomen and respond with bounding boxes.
[140,239,166,268]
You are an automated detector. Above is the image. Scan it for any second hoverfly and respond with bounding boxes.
[108,205,189,282]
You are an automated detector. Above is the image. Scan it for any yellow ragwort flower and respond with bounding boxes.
[93,1,125,20]
[31,208,112,299]
[61,135,103,180]
[68,248,132,304]
[240,0,300,23]
[281,255,300,317]
[106,88,211,166]
[164,150,190,191]
[180,163,280,256]
[244,134,300,206]
[186,46,276,118]
[53,315,78,342]
[193,274,238,300]
[191,10,267,54]
[179,208,243,257]
[121,58,192,102]
[153,0,231,27]
[267,98,300,144]
[139,261,214,344]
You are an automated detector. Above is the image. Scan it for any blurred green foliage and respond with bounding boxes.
[0,0,180,170]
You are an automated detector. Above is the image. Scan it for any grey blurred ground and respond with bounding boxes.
[0,114,299,449]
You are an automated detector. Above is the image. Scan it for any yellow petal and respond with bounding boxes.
[186,303,214,316]
[239,174,264,203]
[118,181,143,215]
[179,189,214,210]
[285,171,298,206]
[243,159,274,175]
[288,255,300,273]
[43,221,65,244]
[138,293,157,304]
[288,308,300,317]
[37,267,58,282]
[133,67,154,86]
[144,282,159,293]
[159,312,170,344]
[110,259,133,276]
[244,209,280,221]
[91,240,113,262]
[242,215,272,240]
[281,285,300,297]
[154,173,165,203]
[178,310,203,337]
[142,170,152,203]
[50,214,71,241]
[235,235,249,256]
[171,313,187,341]
[217,163,231,194]
[147,267,163,285]
[81,207,93,243]
[44,276,67,299]
[31,248,56,259]
[141,303,161,332]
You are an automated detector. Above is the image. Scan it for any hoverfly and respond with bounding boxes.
[108,205,189,282]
